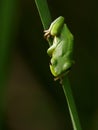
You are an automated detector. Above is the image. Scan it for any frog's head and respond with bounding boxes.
[50,60,74,78]
[63,60,74,75]
[50,64,58,77]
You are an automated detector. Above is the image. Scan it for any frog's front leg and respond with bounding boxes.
[47,36,60,56]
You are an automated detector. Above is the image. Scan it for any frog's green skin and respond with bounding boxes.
[45,16,74,77]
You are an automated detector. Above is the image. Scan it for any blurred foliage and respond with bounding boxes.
[0,0,19,129]
[0,0,98,130]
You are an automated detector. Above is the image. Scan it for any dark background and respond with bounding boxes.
[0,0,98,130]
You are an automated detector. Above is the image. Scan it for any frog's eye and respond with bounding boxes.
[63,62,72,72]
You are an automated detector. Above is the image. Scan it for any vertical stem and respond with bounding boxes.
[35,0,52,45]
[35,1,82,130]
[35,0,52,29]
[62,76,82,130]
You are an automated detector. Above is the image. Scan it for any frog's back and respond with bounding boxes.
[51,24,74,76]
[53,24,74,58]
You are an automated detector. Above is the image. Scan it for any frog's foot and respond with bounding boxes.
[44,29,51,40]
[54,73,66,84]
[54,76,60,81]
[54,76,63,84]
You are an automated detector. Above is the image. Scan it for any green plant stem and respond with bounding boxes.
[35,0,52,30]
[35,0,82,130]
[62,76,82,130]
[35,0,52,46]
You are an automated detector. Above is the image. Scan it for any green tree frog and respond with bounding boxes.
[44,16,74,79]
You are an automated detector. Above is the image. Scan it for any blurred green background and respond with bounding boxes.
[0,0,98,130]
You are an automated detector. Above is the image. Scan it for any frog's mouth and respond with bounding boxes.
[65,67,71,73]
